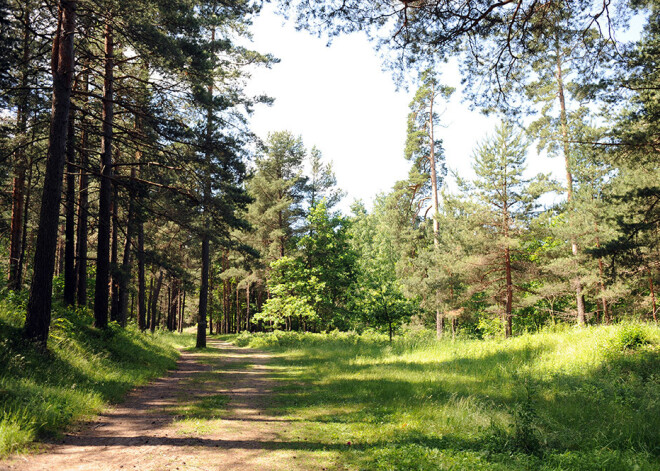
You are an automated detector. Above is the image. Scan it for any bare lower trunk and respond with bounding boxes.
[137,222,146,330]
[75,67,89,307]
[197,234,209,348]
[504,246,513,338]
[17,158,33,288]
[117,175,135,327]
[246,282,250,333]
[24,1,77,346]
[150,271,163,333]
[93,15,114,329]
[650,274,657,323]
[146,275,153,330]
[110,185,120,323]
[63,105,76,306]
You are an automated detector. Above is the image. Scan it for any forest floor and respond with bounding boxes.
[1,339,329,471]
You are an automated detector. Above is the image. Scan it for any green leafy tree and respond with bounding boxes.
[348,201,413,340]
[254,256,323,330]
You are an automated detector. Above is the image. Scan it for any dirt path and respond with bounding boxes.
[1,340,319,471]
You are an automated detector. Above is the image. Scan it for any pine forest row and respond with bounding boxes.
[0,0,658,348]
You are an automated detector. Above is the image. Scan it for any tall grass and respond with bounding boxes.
[0,295,193,457]
[236,324,660,470]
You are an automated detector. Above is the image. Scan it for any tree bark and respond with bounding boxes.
[197,232,209,347]
[150,271,163,333]
[17,155,33,288]
[63,104,76,306]
[117,168,135,327]
[24,0,77,346]
[110,184,120,322]
[75,65,90,307]
[168,279,179,331]
[146,275,153,330]
[8,5,31,291]
[94,14,114,329]
[649,273,657,323]
[246,281,250,333]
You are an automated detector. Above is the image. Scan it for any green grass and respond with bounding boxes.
[0,294,194,457]
[235,325,660,470]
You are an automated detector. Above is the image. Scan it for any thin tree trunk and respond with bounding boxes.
[649,273,657,323]
[63,103,76,306]
[197,25,215,348]
[17,155,33,288]
[182,290,186,332]
[110,184,120,323]
[197,233,209,347]
[117,171,135,327]
[504,245,514,338]
[146,275,153,330]
[150,271,163,333]
[137,221,146,330]
[75,65,89,307]
[8,5,31,291]
[24,0,76,346]
[56,222,65,277]
[556,43,586,326]
[236,285,240,333]
[209,270,214,336]
[426,92,445,339]
[94,14,114,329]
[246,281,250,333]
[594,230,609,324]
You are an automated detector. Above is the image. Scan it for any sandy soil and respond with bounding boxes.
[1,339,322,471]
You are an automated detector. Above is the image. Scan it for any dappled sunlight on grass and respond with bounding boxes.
[235,325,660,470]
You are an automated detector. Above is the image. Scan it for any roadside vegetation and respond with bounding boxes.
[234,325,660,470]
[0,294,192,457]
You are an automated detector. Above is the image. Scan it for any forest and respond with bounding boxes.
[0,0,658,469]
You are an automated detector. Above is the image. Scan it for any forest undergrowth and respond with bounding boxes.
[0,293,192,457]
[234,325,660,470]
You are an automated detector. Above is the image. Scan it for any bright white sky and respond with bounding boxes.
[243,5,573,214]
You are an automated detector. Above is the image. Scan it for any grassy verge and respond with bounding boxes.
[0,293,194,457]
[234,325,660,470]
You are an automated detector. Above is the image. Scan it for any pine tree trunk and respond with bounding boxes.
[649,273,657,323]
[504,245,514,338]
[24,0,77,346]
[17,157,33,288]
[117,172,135,327]
[236,286,240,333]
[246,281,250,333]
[208,270,214,335]
[8,5,31,291]
[170,280,180,331]
[436,310,443,339]
[75,65,89,307]
[594,230,609,324]
[146,275,153,330]
[150,271,163,333]
[179,289,186,332]
[63,104,76,306]
[556,44,586,327]
[197,233,209,347]
[56,222,65,277]
[110,185,120,323]
[94,15,114,329]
